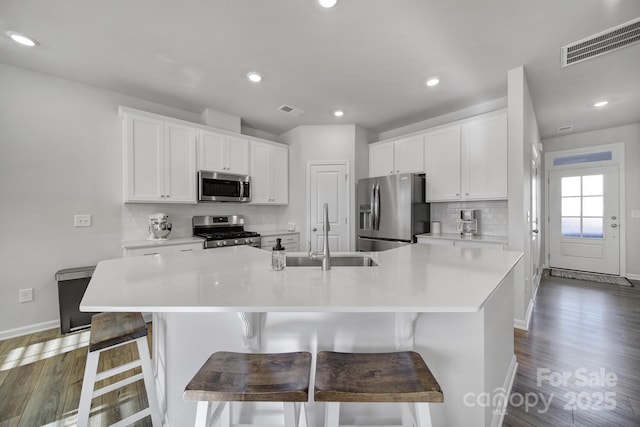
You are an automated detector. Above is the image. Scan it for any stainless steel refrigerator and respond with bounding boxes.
[357,173,430,251]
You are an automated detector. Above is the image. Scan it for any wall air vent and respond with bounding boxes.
[278,104,304,117]
[561,17,640,67]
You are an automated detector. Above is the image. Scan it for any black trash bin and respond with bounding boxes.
[55,266,98,334]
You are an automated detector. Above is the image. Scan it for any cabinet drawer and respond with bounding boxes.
[125,242,204,257]
[261,234,299,247]
[453,240,505,250]
[416,237,454,246]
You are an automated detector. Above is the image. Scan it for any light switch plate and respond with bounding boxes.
[74,214,92,227]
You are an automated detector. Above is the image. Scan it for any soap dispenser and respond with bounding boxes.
[271,238,286,271]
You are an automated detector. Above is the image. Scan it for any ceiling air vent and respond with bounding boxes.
[561,17,640,67]
[278,104,304,117]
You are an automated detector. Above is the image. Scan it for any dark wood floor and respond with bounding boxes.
[0,324,152,426]
[1,276,639,426]
[504,275,640,426]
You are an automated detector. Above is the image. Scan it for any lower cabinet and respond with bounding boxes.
[416,236,506,250]
[123,240,204,257]
[260,233,300,252]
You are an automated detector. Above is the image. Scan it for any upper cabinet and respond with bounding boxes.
[197,130,249,175]
[369,134,424,177]
[424,111,508,202]
[123,113,197,203]
[460,112,508,200]
[249,140,289,204]
[424,125,462,201]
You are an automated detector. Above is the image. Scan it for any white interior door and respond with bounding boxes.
[530,144,541,284]
[308,162,350,253]
[548,165,620,274]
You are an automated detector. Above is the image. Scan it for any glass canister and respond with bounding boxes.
[271,238,286,271]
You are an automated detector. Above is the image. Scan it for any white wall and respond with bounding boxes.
[543,123,640,279]
[280,125,366,251]
[0,63,286,336]
[507,66,542,329]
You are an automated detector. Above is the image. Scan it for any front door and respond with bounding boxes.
[548,165,620,274]
[308,162,350,252]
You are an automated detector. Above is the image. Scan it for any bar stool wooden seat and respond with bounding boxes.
[77,312,162,427]
[183,351,312,427]
[314,351,444,427]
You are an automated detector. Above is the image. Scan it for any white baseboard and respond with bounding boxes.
[0,319,60,341]
[626,273,640,281]
[492,355,518,427]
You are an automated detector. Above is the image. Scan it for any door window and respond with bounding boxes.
[561,174,604,238]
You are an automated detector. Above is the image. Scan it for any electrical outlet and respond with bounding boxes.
[19,288,33,303]
[632,210,640,218]
[74,214,92,227]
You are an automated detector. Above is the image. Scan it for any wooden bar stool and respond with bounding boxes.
[314,351,444,427]
[77,312,162,427]
[183,351,312,427]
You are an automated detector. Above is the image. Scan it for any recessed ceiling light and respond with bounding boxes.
[426,77,440,87]
[6,31,39,47]
[593,100,608,107]
[319,0,338,8]
[333,110,344,117]
[247,72,262,83]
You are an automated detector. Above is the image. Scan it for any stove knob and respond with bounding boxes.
[217,241,224,247]
[245,238,251,244]
[221,241,226,246]
[234,239,240,245]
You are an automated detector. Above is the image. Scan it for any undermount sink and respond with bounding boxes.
[286,255,378,267]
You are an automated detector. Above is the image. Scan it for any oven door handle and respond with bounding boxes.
[239,181,244,202]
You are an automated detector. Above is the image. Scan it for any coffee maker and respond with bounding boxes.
[148,213,172,240]
[457,209,478,237]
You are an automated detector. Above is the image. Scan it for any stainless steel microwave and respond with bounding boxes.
[198,171,251,202]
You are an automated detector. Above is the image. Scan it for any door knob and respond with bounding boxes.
[312,227,317,232]
[611,224,618,228]
[532,229,539,234]
[611,216,617,220]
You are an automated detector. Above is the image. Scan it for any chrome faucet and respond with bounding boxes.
[308,203,332,270]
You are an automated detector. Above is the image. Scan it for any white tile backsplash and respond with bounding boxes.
[122,203,289,241]
[430,200,508,237]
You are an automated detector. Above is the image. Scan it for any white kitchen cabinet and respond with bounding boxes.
[249,140,288,204]
[424,111,507,202]
[424,125,462,201]
[197,130,249,175]
[416,235,506,250]
[461,112,508,200]
[123,114,197,203]
[123,239,204,257]
[260,232,300,252]
[369,135,424,177]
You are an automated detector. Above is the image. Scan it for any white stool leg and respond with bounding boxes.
[413,403,433,427]
[283,402,300,427]
[324,402,340,427]
[400,402,415,427]
[77,349,100,427]
[136,337,163,426]
[195,401,211,427]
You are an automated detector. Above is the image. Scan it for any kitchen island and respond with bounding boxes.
[81,244,522,427]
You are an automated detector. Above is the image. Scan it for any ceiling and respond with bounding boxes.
[1,0,639,139]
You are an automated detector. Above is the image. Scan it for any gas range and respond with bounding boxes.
[193,215,261,249]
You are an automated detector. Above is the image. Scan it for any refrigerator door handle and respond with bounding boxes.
[371,184,377,230]
[374,183,380,230]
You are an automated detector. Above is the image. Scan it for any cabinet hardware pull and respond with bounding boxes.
[143,252,159,256]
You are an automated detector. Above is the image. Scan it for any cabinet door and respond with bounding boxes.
[197,130,225,172]
[369,142,394,177]
[226,136,249,175]
[461,113,508,200]
[270,144,289,204]
[165,123,197,203]
[249,141,272,204]
[394,135,424,174]
[424,126,461,201]
[124,115,165,202]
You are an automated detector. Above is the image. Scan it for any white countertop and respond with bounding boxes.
[416,233,508,244]
[82,244,522,313]
[121,236,205,249]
